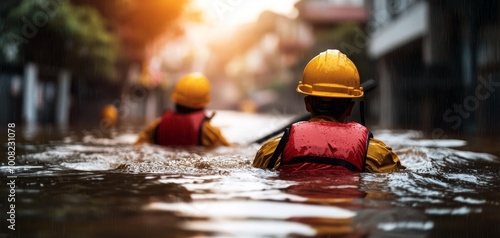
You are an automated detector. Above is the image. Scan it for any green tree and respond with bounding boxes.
[72,0,193,66]
[1,0,117,79]
[1,0,193,81]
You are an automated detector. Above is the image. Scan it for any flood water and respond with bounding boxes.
[1,111,500,237]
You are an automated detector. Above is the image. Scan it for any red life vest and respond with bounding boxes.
[279,121,371,173]
[155,110,206,146]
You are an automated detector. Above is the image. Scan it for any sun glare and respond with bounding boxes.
[193,0,299,27]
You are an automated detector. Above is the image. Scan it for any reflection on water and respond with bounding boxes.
[1,111,500,237]
[146,200,355,236]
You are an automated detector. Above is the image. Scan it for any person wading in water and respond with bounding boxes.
[134,73,231,148]
[253,49,404,173]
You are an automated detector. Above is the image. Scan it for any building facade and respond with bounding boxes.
[368,0,500,138]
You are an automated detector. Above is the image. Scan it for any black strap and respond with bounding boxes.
[285,156,362,172]
[266,128,290,169]
[360,100,366,126]
[153,124,159,144]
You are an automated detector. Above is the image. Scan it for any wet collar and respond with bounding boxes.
[310,116,339,123]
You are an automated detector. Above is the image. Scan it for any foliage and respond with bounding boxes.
[1,0,118,79]
[72,0,193,62]
[1,0,193,80]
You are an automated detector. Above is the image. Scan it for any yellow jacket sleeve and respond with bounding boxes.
[252,137,405,173]
[200,121,232,147]
[133,118,161,146]
[365,138,405,173]
[252,136,281,169]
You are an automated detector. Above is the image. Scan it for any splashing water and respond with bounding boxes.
[1,111,499,237]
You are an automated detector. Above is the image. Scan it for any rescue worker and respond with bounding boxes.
[253,49,404,173]
[100,104,118,127]
[134,73,231,147]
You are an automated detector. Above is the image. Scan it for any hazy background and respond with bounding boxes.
[1,0,499,139]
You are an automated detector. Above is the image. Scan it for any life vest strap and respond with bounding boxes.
[267,128,290,169]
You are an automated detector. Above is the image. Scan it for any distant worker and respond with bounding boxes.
[253,49,404,173]
[134,73,231,147]
[100,104,118,127]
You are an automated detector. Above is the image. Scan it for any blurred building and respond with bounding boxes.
[0,62,73,128]
[367,0,500,138]
[0,62,121,129]
[296,0,368,23]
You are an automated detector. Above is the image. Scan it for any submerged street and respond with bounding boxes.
[1,111,499,237]
[2,0,500,237]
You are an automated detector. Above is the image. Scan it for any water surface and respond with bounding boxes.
[1,111,499,237]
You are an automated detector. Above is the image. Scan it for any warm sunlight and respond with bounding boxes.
[193,0,299,27]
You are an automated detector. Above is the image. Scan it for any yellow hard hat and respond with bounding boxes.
[171,73,211,108]
[101,104,118,125]
[297,49,363,98]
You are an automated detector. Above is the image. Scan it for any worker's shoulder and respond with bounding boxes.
[367,137,398,159]
[255,136,282,155]
[366,137,404,172]
[368,137,393,148]
[262,136,282,147]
